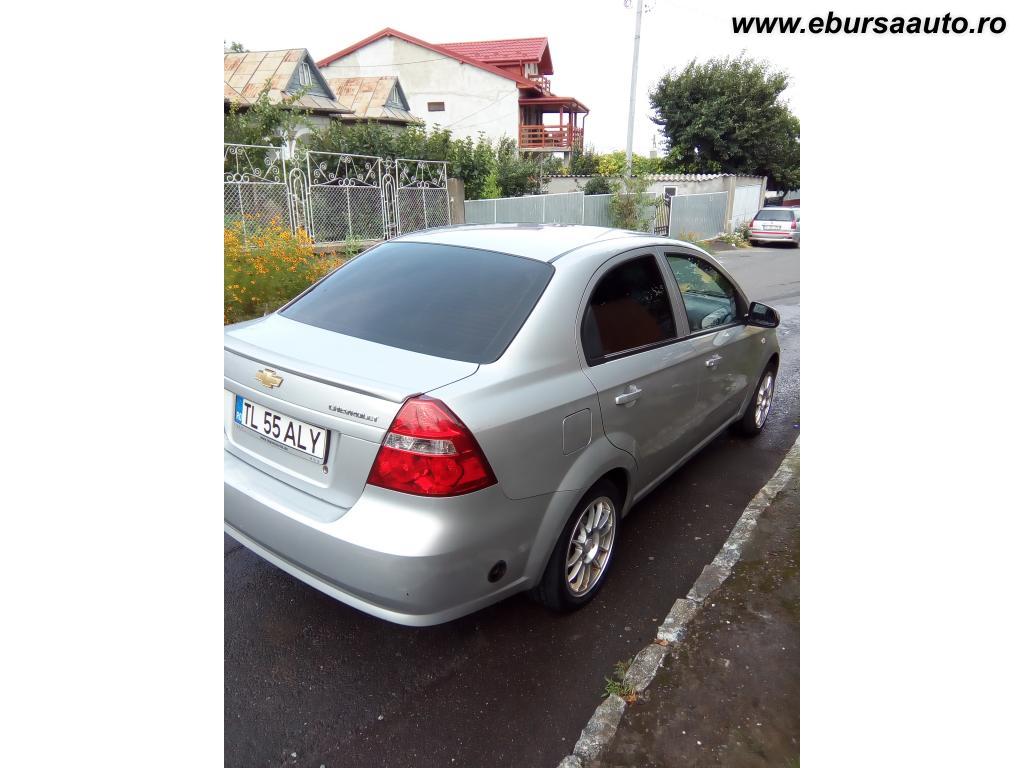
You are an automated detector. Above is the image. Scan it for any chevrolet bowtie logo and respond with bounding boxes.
[255,368,283,389]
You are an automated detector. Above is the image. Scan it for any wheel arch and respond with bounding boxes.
[523,443,636,586]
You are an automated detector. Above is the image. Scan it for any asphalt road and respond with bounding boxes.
[224,245,800,768]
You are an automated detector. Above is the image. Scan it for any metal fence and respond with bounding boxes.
[667,192,730,240]
[224,143,450,248]
[224,144,292,239]
[729,185,763,232]
[466,192,659,230]
[392,159,452,235]
[466,191,587,225]
[306,151,387,243]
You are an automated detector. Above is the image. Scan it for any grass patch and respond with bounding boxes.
[604,659,638,701]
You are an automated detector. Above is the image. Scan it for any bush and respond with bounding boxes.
[583,176,613,195]
[609,175,657,231]
[495,137,544,197]
[224,220,346,324]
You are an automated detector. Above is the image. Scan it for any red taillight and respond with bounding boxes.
[367,396,497,496]
[791,219,797,229]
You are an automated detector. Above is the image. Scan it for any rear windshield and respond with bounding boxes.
[280,241,554,364]
[754,209,794,221]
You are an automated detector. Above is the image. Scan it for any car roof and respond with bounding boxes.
[395,223,659,262]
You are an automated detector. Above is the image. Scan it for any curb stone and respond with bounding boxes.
[656,598,701,644]
[621,643,669,694]
[557,437,800,766]
[572,694,627,762]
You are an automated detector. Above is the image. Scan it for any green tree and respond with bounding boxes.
[596,150,663,177]
[223,87,312,146]
[225,41,247,53]
[650,53,800,191]
[301,122,502,200]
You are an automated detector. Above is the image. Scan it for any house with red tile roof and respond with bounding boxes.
[317,28,588,156]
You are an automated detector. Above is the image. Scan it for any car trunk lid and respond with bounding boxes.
[223,314,478,514]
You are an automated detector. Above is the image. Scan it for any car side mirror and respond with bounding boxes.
[747,301,780,328]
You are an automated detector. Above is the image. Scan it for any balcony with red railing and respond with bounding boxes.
[519,124,582,150]
[527,74,551,93]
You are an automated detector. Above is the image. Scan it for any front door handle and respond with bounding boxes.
[614,386,643,406]
[705,354,723,368]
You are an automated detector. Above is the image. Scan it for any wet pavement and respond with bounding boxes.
[224,247,800,768]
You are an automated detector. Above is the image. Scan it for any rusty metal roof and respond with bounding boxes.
[325,77,421,125]
[224,49,352,115]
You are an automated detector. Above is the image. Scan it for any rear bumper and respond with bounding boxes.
[750,230,797,242]
[224,449,563,626]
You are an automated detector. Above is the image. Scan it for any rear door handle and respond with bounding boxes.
[705,355,723,368]
[615,386,643,406]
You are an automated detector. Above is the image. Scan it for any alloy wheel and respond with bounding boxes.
[755,372,775,428]
[565,496,616,596]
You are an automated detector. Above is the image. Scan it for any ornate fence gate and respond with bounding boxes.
[388,158,451,237]
[223,144,450,248]
[306,151,388,243]
[224,144,292,240]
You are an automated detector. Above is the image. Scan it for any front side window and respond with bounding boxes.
[581,255,676,364]
[666,254,739,333]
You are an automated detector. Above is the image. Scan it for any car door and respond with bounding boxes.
[663,250,764,438]
[577,250,708,493]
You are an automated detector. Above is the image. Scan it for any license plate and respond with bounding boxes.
[234,396,329,463]
[763,224,781,230]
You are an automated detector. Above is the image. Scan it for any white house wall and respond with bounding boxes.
[319,37,521,143]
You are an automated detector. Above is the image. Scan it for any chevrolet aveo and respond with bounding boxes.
[224,225,781,626]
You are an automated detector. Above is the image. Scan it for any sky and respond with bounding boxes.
[224,0,803,155]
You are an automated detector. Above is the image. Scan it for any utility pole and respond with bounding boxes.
[624,0,644,177]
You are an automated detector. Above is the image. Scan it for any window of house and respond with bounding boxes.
[663,186,677,204]
[298,62,312,87]
[581,256,676,364]
[665,254,739,333]
[427,101,446,112]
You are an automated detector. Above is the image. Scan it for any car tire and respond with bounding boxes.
[734,364,778,436]
[533,479,622,613]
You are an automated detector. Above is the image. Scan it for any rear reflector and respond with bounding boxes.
[367,396,497,496]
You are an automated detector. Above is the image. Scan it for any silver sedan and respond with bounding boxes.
[224,225,781,626]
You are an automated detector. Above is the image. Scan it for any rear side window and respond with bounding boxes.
[581,255,676,364]
[754,209,794,222]
[281,242,553,363]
